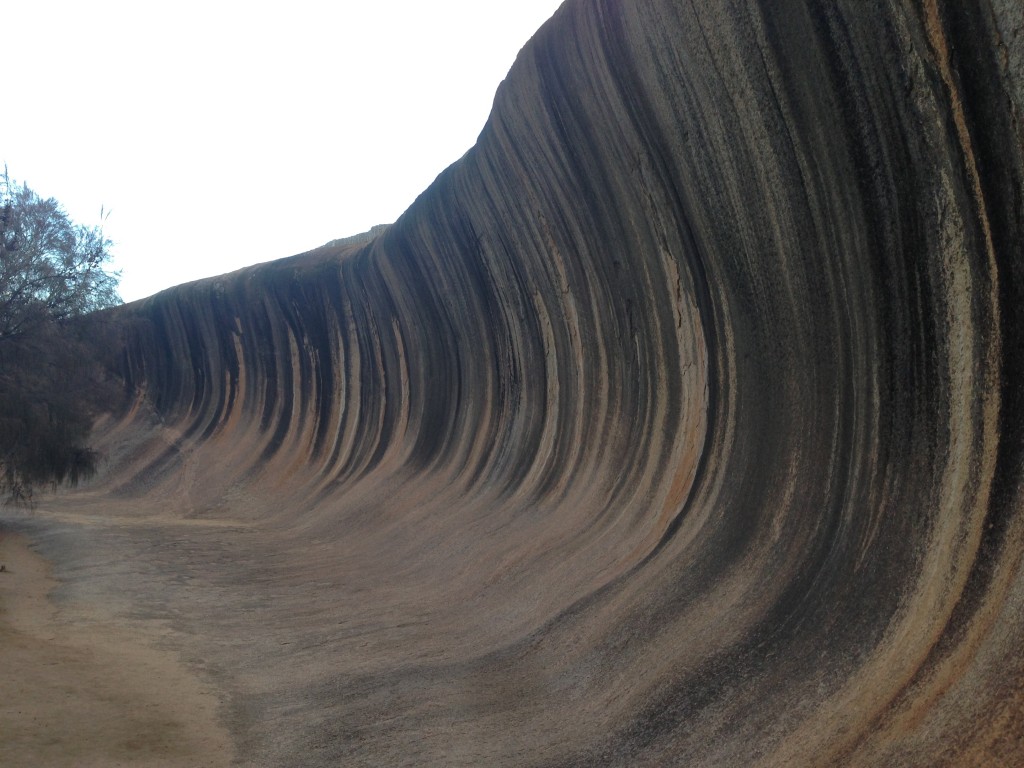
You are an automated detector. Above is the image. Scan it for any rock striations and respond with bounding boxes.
[44,1,1024,765]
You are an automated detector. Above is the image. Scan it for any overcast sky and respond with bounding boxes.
[5,1,565,302]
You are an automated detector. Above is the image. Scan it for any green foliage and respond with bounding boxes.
[0,170,122,502]
[1,171,120,341]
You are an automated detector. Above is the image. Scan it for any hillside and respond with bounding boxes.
[7,1,1024,765]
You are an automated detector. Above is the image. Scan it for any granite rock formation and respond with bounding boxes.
[48,0,1024,764]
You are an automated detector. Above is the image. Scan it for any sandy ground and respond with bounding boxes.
[0,527,233,767]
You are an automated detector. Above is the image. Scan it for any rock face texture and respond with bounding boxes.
[57,0,1024,765]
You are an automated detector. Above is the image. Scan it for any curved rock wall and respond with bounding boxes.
[86,0,1024,764]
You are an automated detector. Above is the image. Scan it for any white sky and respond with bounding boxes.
[4,1,565,302]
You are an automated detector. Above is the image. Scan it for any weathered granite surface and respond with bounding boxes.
[40,1,1024,764]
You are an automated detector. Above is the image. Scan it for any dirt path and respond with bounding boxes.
[0,529,233,767]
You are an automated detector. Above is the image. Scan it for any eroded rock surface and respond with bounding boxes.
[26,1,1024,765]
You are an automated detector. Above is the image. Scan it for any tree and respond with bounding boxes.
[1,170,120,341]
[0,169,122,502]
